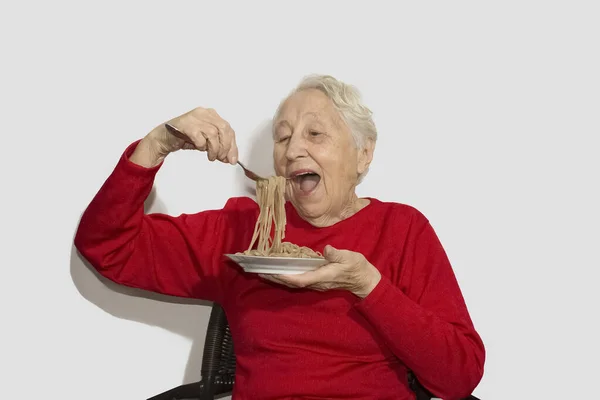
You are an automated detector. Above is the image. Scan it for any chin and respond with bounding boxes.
[290,194,329,220]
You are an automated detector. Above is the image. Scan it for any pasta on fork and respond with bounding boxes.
[242,176,322,258]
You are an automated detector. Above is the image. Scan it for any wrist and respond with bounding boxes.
[129,134,168,168]
[353,264,381,299]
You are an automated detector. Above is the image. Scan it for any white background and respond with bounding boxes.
[1,1,599,399]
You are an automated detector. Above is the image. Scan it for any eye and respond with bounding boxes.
[277,135,290,143]
[309,130,322,137]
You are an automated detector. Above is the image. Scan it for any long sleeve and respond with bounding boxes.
[354,210,485,400]
[74,140,239,303]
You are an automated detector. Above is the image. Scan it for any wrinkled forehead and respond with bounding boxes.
[273,89,342,131]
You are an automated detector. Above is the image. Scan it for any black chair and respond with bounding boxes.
[148,304,234,400]
[148,303,479,400]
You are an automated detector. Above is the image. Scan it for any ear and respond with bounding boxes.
[357,138,375,176]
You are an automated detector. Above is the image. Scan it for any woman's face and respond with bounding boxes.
[273,89,372,226]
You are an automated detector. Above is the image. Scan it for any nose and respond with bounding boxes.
[285,133,308,161]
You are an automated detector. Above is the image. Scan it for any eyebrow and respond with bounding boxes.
[304,111,321,120]
[273,111,327,133]
[273,120,292,131]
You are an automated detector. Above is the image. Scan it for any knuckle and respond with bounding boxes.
[187,128,202,138]
[205,126,218,136]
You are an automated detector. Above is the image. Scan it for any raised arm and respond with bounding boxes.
[74,108,240,302]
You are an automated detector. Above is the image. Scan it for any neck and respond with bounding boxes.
[303,192,370,228]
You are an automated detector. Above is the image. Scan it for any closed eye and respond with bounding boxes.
[309,130,322,137]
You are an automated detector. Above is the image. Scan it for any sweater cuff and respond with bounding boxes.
[354,274,394,310]
[119,139,164,176]
[354,274,412,316]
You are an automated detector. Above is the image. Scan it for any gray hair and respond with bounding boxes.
[274,74,377,182]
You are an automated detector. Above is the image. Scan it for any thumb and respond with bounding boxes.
[323,245,345,263]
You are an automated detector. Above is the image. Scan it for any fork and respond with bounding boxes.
[164,123,266,181]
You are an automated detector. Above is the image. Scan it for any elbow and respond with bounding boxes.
[73,218,141,289]
[457,362,484,399]
[454,327,486,398]
[446,342,486,399]
[73,222,121,278]
[74,233,129,285]
[73,224,86,254]
[433,365,484,400]
[467,334,486,393]
[73,222,90,262]
[425,336,485,400]
[74,217,98,266]
[73,226,102,273]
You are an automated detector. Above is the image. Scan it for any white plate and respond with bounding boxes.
[225,253,328,275]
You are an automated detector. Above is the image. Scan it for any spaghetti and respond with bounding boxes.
[242,176,322,258]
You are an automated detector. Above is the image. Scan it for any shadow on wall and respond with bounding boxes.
[70,120,275,398]
[70,187,213,394]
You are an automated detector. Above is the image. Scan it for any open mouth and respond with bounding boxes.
[291,170,321,194]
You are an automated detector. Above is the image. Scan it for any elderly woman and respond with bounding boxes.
[74,75,485,400]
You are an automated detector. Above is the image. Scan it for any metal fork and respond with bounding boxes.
[164,123,265,181]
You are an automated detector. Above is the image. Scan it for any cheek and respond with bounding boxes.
[339,146,360,177]
[317,147,356,181]
[273,149,285,173]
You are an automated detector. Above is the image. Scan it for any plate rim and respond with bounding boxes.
[224,253,326,262]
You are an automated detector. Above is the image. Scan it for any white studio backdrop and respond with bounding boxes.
[1,1,599,399]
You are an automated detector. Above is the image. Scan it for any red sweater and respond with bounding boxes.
[74,141,485,400]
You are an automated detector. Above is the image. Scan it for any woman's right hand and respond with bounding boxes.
[141,107,239,166]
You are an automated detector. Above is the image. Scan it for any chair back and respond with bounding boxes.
[198,303,236,399]
[147,303,235,400]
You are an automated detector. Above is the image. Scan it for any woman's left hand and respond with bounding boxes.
[259,245,382,298]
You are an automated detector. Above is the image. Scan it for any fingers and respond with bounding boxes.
[228,132,239,165]
[199,108,238,164]
[257,247,372,296]
[195,121,218,161]
[323,245,348,263]
[258,274,296,288]
[181,142,197,150]
[260,266,337,289]
[296,266,337,288]
[170,107,238,164]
